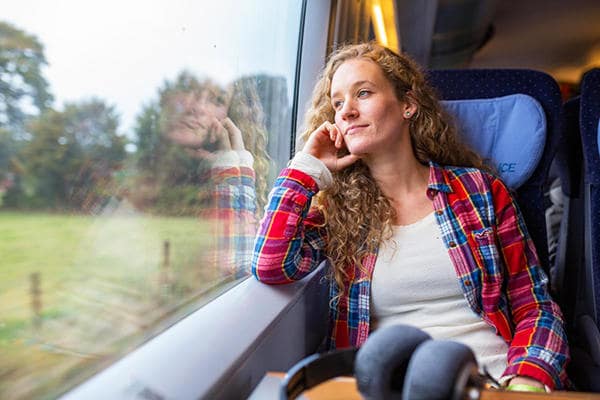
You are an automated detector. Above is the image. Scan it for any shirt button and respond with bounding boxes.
[449,241,457,248]
[435,210,443,216]
[464,280,472,286]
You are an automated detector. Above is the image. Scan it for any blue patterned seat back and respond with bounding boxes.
[441,94,546,189]
[428,69,562,279]
[580,68,600,325]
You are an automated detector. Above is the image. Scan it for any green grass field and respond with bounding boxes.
[0,210,235,399]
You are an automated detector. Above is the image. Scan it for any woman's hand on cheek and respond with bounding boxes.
[221,117,245,151]
[173,117,246,163]
[303,121,360,172]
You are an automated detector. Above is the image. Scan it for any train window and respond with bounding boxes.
[0,1,302,398]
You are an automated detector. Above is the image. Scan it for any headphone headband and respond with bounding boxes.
[279,348,358,400]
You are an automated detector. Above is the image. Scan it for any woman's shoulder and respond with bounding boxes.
[438,163,492,180]
[437,163,506,192]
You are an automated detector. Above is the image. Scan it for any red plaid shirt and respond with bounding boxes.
[252,162,569,389]
[203,165,257,279]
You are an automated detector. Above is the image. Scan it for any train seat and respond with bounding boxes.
[428,68,600,392]
[579,68,600,330]
[428,69,563,280]
[559,68,600,392]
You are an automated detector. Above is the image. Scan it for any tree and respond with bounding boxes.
[16,99,126,210]
[62,99,127,210]
[0,21,53,207]
[0,128,18,206]
[0,21,52,133]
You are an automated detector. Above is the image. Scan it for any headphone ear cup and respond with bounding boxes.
[402,340,478,400]
[355,324,431,400]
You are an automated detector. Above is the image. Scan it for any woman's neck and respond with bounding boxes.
[364,147,432,225]
[366,149,430,200]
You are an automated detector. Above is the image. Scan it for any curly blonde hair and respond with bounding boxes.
[227,77,272,211]
[302,42,488,296]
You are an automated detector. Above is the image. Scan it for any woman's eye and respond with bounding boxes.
[358,89,370,97]
[333,100,343,109]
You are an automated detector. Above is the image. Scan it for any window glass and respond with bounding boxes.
[0,1,302,398]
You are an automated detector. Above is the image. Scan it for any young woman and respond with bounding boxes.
[252,42,569,391]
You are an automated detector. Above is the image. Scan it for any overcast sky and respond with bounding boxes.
[2,0,300,137]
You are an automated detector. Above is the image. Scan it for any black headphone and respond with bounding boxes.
[280,324,491,400]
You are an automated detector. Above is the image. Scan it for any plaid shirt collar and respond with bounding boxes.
[428,161,453,194]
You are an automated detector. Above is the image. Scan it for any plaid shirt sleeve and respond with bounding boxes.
[490,176,570,389]
[252,168,327,284]
[202,165,257,279]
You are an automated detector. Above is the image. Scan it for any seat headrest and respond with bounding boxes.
[441,94,546,189]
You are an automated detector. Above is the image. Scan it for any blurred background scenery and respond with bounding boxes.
[1,1,298,398]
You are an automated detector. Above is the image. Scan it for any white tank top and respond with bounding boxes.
[370,212,509,379]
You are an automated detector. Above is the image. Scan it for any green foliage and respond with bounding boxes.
[0,21,52,132]
[0,128,19,206]
[0,22,129,212]
[134,102,161,172]
[10,99,127,210]
[0,21,54,208]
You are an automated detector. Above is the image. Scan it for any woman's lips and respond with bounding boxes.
[345,124,368,135]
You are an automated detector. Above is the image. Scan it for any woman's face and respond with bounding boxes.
[330,58,415,157]
[196,87,230,122]
[166,87,231,146]
[179,88,230,129]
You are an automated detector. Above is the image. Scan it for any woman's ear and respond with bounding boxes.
[402,101,418,119]
[402,91,418,119]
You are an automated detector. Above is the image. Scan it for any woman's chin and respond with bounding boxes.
[344,142,369,156]
[346,147,369,158]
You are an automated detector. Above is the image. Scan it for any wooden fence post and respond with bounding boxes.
[30,272,42,329]
[160,240,172,297]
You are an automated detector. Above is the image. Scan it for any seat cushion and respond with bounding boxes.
[441,94,546,189]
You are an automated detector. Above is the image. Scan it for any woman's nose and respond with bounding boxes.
[340,100,358,120]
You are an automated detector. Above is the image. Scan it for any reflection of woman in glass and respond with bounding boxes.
[164,76,270,279]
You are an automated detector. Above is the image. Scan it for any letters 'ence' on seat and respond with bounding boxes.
[559,68,600,392]
[427,69,562,282]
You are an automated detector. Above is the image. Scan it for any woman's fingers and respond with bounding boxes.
[305,122,337,153]
[221,117,245,151]
[334,125,343,149]
[335,153,361,171]
[210,118,232,150]
[329,123,336,142]
[302,121,359,172]
[324,122,344,149]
